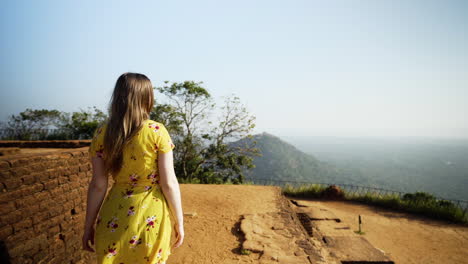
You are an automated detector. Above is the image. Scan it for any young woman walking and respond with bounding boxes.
[82,72,184,264]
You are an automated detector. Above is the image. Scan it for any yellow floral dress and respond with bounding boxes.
[88,119,175,264]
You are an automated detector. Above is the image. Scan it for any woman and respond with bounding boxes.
[82,72,184,264]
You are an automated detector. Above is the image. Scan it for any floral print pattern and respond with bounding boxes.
[148,123,160,132]
[129,173,139,187]
[89,120,175,263]
[145,215,157,231]
[106,216,119,232]
[122,188,134,199]
[127,206,135,216]
[147,171,159,185]
[105,242,117,258]
[129,235,142,248]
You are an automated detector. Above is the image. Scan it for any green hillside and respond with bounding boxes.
[235,132,341,183]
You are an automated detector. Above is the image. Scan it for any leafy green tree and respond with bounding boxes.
[0,107,107,140]
[152,81,215,182]
[201,95,259,184]
[61,106,108,139]
[0,108,63,140]
[152,81,259,184]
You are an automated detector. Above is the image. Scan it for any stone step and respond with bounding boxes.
[240,212,313,263]
[290,199,395,263]
[296,206,341,222]
[323,236,394,264]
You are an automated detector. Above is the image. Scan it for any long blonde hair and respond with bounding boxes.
[103,72,154,176]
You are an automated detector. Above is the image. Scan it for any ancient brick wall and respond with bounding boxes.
[0,140,91,148]
[0,146,112,264]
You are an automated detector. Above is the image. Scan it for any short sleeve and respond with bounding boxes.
[89,123,106,160]
[154,123,175,154]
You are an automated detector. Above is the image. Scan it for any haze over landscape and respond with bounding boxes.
[1,1,467,200]
[286,134,468,201]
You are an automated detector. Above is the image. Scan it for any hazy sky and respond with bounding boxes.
[1,0,467,139]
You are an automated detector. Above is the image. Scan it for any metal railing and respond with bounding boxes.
[244,177,468,218]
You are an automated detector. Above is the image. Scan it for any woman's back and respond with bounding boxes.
[90,119,175,188]
[88,119,175,263]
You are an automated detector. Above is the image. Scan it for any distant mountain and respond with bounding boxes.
[233,132,342,183]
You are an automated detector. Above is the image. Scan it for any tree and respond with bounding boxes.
[0,108,63,140]
[61,106,108,139]
[201,95,259,184]
[0,107,108,140]
[152,81,259,184]
[152,81,215,182]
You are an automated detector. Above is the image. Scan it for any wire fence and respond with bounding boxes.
[244,177,468,218]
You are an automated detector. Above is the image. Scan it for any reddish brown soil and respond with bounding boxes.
[168,184,284,264]
[169,184,468,264]
[292,198,468,264]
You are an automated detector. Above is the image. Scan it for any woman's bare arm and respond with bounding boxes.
[158,150,184,247]
[84,158,108,228]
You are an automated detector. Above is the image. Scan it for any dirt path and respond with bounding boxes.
[169,184,286,264]
[291,198,468,264]
[166,185,468,263]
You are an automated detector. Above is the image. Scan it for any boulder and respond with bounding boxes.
[322,185,345,200]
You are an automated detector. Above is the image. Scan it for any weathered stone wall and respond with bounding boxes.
[0,146,111,264]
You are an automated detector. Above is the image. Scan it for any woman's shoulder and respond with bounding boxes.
[144,119,169,135]
[145,119,166,128]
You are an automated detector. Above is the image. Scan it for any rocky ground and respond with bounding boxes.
[168,184,314,264]
[299,198,468,264]
[168,184,468,264]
